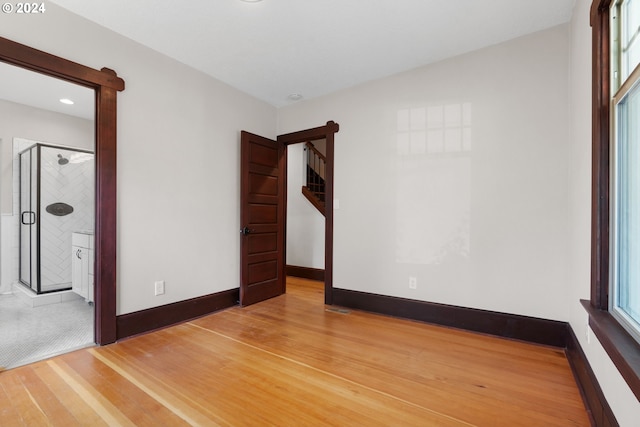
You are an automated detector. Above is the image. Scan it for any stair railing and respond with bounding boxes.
[305,141,326,196]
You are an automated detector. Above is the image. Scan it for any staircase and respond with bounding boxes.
[302,142,326,216]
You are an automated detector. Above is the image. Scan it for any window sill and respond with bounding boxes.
[581,299,640,401]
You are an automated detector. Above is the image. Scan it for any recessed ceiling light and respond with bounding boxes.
[288,93,303,101]
[240,0,263,2]
[59,98,74,105]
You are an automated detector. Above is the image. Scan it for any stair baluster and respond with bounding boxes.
[302,142,326,216]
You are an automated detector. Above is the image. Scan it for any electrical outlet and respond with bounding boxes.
[409,277,417,289]
[154,280,165,296]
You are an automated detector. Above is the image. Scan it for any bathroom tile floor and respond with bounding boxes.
[0,293,93,370]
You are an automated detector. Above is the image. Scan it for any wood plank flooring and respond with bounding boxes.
[0,277,589,426]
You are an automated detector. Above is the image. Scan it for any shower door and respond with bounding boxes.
[19,144,95,294]
[19,145,38,291]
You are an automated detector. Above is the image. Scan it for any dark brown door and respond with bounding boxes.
[240,131,286,306]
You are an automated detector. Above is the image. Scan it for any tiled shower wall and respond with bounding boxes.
[39,146,94,291]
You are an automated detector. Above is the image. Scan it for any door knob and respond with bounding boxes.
[240,226,253,236]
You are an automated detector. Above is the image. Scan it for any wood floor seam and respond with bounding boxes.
[87,348,225,427]
[47,359,133,427]
[20,379,48,423]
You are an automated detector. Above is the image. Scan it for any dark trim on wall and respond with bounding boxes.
[286,265,325,281]
[333,288,618,425]
[278,121,340,146]
[333,288,568,347]
[95,82,119,345]
[0,37,124,91]
[278,121,339,306]
[116,288,239,340]
[590,0,612,311]
[567,323,619,427]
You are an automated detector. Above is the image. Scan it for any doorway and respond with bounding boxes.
[0,73,96,369]
[239,121,339,306]
[0,36,124,345]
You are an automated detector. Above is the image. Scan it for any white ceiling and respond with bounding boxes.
[1,0,576,116]
[48,0,576,107]
[0,62,95,120]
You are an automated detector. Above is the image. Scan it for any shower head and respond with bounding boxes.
[57,154,69,165]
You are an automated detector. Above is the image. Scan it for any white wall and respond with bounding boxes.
[286,143,325,269]
[0,100,93,294]
[279,25,571,321]
[1,3,276,314]
[567,0,640,424]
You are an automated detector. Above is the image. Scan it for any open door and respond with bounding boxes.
[239,131,286,306]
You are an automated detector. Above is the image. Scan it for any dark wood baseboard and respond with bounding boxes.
[332,288,619,426]
[332,288,568,347]
[286,265,325,281]
[566,326,619,427]
[116,288,239,340]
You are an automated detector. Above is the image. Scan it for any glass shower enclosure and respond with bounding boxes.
[19,143,95,294]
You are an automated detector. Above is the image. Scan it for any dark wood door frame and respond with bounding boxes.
[0,36,125,345]
[278,121,339,305]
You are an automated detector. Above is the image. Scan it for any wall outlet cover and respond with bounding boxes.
[154,280,165,296]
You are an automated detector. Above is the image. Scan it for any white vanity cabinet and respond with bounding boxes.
[72,232,94,303]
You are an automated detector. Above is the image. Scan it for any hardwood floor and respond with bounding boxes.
[0,277,589,426]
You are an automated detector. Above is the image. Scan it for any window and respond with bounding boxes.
[610,0,640,344]
[612,0,640,85]
[588,0,640,402]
